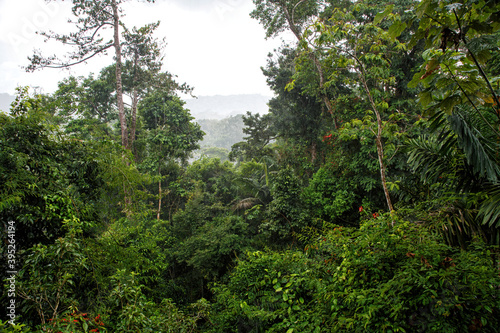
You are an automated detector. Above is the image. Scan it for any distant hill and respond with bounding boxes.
[191,115,246,161]
[0,93,15,113]
[197,115,245,150]
[187,94,271,160]
[184,94,270,120]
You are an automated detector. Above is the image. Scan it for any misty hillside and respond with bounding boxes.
[0,93,14,113]
[197,115,245,150]
[184,94,270,120]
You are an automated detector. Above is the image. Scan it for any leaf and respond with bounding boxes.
[388,21,407,40]
[448,111,499,180]
[479,183,500,227]
[467,35,498,54]
[374,4,394,25]
[416,0,432,19]
[439,94,462,114]
[418,90,434,107]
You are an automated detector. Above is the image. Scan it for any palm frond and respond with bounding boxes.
[479,182,500,228]
[233,197,262,211]
[448,110,500,182]
[406,135,457,184]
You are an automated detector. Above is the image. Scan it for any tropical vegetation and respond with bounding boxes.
[1,0,499,331]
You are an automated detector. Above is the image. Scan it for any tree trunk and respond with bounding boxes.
[358,66,394,217]
[112,0,128,149]
[157,163,162,221]
[311,141,317,164]
[129,52,140,157]
[111,0,132,214]
[375,117,394,214]
[130,87,139,158]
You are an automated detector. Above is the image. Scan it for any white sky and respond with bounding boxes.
[0,0,285,97]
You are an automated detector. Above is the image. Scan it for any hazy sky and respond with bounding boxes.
[0,0,285,97]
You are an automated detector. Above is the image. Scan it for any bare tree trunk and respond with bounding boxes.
[112,0,128,149]
[374,115,394,213]
[357,64,394,217]
[311,141,317,164]
[129,52,140,158]
[157,163,162,221]
[112,0,132,214]
[130,87,139,158]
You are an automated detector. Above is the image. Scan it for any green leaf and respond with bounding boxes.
[374,4,394,25]
[388,21,407,40]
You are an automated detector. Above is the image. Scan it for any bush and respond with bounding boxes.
[209,250,324,332]
[316,215,500,332]
[0,320,30,332]
[209,214,500,332]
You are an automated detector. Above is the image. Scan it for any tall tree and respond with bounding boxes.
[287,0,421,215]
[138,92,204,220]
[101,22,193,155]
[25,0,154,149]
[262,47,331,167]
[250,0,340,126]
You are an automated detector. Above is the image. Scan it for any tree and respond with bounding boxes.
[251,0,339,124]
[262,47,332,169]
[138,92,203,220]
[295,2,412,213]
[26,0,154,149]
[120,21,193,153]
[0,87,149,247]
[48,73,116,140]
[0,88,98,250]
[97,22,193,155]
[229,112,276,163]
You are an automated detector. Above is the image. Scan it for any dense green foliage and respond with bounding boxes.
[2,0,500,331]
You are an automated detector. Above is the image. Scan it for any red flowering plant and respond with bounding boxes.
[322,131,337,146]
[358,205,381,220]
[42,309,106,333]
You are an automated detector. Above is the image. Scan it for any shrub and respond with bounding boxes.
[316,215,500,332]
[210,214,500,332]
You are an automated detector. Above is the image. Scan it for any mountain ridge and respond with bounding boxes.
[184,94,270,120]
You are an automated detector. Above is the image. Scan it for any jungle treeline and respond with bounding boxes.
[1,0,500,331]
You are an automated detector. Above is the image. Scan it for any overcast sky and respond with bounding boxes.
[0,0,286,97]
